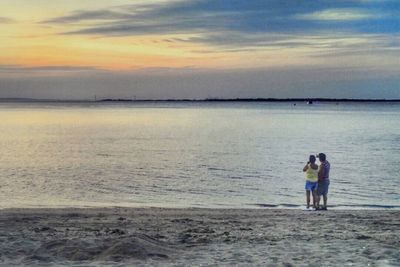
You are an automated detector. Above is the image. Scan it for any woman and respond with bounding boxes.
[303,155,319,209]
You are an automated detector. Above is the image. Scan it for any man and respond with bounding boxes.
[316,153,330,210]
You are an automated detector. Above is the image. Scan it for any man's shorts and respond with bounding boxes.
[305,181,318,191]
[317,179,330,196]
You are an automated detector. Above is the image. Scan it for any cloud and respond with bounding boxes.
[43,10,134,24]
[297,8,379,21]
[45,1,318,35]
[0,65,103,76]
[40,0,400,55]
[0,16,14,23]
[44,1,399,34]
[1,66,399,100]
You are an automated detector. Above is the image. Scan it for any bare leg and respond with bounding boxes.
[312,190,317,208]
[323,195,328,208]
[315,194,320,209]
[306,190,311,208]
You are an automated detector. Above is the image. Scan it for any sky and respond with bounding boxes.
[0,0,399,100]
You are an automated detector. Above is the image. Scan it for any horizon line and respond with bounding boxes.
[1,97,400,103]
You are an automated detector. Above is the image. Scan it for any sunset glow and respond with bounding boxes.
[1,0,399,99]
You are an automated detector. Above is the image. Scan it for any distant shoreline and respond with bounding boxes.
[1,98,400,103]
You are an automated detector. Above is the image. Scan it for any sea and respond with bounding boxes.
[0,101,399,209]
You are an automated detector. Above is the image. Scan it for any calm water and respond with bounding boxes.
[0,101,399,209]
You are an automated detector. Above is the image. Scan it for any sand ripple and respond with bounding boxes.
[0,208,399,266]
[27,234,172,262]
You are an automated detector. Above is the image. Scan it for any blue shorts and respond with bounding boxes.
[317,179,330,196]
[305,181,318,191]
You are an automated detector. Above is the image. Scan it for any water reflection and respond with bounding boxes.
[0,102,399,209]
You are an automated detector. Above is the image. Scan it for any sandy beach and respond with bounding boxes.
[0,208,398,266]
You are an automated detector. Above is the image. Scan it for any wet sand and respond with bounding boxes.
[0,208,399,266]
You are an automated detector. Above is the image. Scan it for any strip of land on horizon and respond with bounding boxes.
[1,97,400,103]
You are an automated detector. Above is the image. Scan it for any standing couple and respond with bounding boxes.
[302,153,330,210]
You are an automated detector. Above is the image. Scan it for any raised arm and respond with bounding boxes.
[303,162,309,172]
